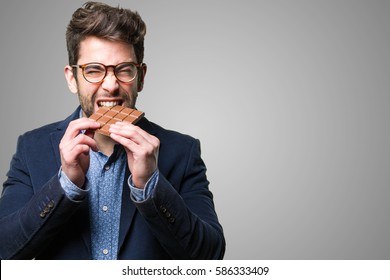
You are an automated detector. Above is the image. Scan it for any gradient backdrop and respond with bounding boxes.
[1,0,390,259]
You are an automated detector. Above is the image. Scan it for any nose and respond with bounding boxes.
[101,70,119,93]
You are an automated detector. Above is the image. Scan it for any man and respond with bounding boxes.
[0,2,225,260]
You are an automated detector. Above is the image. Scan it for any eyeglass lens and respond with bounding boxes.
[83,63,138,83]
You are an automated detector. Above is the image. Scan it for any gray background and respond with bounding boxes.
[1,0,389,259]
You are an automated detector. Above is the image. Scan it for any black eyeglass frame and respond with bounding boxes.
[72,62,145,83]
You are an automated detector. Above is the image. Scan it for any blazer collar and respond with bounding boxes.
[50,107,81,167]
[56,106,82,131]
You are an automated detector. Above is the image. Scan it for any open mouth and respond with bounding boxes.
[98,100,123,107]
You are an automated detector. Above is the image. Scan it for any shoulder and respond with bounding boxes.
[17,107,80,144]
[21,120,62,138]
[139,118,202,164]
[143,119,199,147]
[142,119,206,182]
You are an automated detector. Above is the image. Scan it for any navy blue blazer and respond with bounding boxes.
[0,107,225,259]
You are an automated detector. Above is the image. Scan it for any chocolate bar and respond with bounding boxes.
[89,105,144,136]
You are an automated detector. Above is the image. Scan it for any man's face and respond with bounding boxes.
[65,36,145,117]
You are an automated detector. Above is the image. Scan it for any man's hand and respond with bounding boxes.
[109,122,159,189]
[59,118,100,188]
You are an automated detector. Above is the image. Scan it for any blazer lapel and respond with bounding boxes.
[50,132,63,168]
[118,167,137,249]
[117,117,157,250]
[50,107,81,168]
[49,107,93,254]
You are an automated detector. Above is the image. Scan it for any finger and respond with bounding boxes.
[68,143,91,159]
[109,122,146,145]
[74,133,99,152]
[125,123,159,147]
[109,122,159,147]
[62,118,101,142]
[61,133,99,158]
[109,132,140,152]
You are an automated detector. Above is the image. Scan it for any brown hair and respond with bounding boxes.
[66,1,146,66]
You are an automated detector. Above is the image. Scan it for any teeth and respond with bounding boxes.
[99,101,120,107]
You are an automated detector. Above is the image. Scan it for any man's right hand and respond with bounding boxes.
[59,118,100,188]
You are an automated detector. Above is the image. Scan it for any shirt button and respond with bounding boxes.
[102,249,109,255]
[102,205,108,212]
[104,165,110,171]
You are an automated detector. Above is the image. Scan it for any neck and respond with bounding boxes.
[94,133,116,156]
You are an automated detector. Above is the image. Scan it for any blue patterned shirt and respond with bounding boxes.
[87,145,125,259]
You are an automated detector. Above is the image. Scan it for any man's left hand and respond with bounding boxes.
[108,122,159,189]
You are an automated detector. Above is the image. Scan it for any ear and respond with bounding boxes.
[64,65,78,94]
[137,63,147,92]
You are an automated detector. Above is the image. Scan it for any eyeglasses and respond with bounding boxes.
[72,62,144,83]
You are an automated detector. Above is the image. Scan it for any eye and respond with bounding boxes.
[116,63,137,77]
[84,64,105,76]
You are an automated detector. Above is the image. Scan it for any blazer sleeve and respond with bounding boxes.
[0,134,84,260]
[132,138,226,259]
